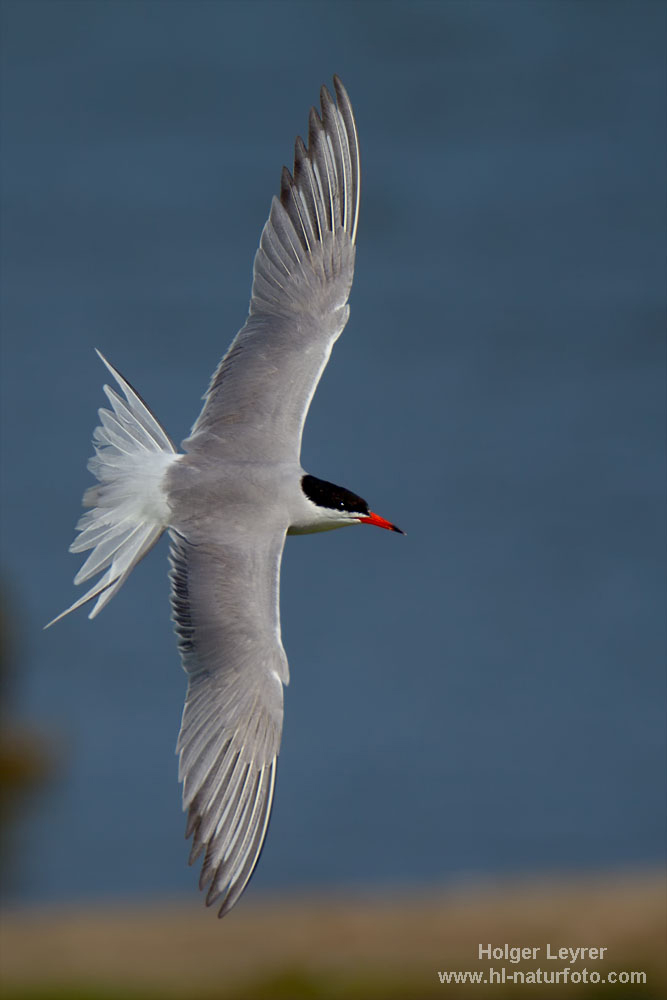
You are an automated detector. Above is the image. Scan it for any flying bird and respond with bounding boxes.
[48,77,403,917]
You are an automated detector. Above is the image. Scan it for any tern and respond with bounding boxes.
[49,77,403,917]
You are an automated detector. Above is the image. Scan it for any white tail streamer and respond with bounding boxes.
[46,351,180,627]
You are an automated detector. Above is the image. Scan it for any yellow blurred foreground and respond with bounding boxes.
[1,870,665,999]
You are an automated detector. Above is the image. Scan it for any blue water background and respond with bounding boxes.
[1,0,665,906]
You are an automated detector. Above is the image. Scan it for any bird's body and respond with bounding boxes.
[49,78,402,917]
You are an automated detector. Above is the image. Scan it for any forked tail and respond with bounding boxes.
[46,351,181,627]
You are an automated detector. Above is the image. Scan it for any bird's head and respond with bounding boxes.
[292,474,404,535]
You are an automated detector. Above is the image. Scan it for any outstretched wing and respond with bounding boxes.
[184,76,360,463]
[170,526,288,917]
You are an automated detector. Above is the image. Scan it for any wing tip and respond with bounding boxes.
[183,757,277,920]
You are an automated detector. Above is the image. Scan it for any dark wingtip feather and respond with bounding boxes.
[332,74,350,105]
[319,81,335,111]
[307,106,324,153]
[280,164,293,206]
[294,135,307,161]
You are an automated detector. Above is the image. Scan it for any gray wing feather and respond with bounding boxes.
[170,526,287,917]
[185,77,360,462]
